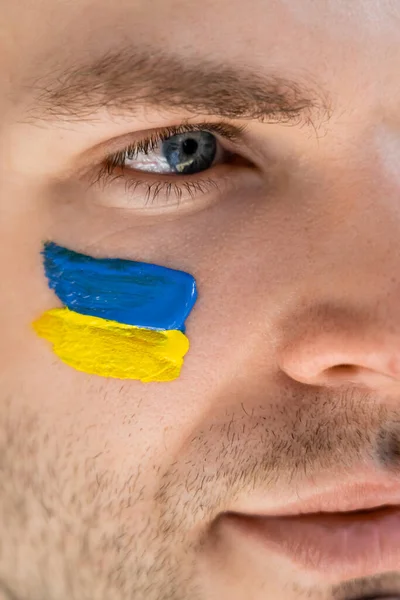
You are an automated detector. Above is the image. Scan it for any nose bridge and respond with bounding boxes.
[275,133,400,391]
[314,123,400,295]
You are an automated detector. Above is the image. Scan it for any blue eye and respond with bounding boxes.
[94,120,251,210]
[121,129,224,176]
[161,131,217,174]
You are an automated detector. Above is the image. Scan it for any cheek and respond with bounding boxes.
[176,196,306,387]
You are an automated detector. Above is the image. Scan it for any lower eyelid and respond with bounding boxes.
[90,160,259,215]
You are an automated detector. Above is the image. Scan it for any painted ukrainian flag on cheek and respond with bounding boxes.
[32,242,197,382]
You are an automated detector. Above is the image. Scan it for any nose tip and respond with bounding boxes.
[277,331,400,391]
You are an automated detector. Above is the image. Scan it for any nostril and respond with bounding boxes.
[326,363,397,387]
[325,364,360,380]
[330,364,358,374]
[322,363,383,388]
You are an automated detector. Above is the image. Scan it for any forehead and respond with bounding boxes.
[7,0,398,49]
[2,0,400,119]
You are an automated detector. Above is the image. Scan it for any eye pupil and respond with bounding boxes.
[182,138,198,155]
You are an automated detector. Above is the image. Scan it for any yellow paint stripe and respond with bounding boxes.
[32,308,189,382]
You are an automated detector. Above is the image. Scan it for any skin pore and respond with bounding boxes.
[1,0,400,599]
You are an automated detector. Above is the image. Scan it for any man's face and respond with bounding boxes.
[2,1,400,599]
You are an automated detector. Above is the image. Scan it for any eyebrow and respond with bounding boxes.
[24,46,333,128]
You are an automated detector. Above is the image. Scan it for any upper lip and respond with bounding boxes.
[234,481,400,517]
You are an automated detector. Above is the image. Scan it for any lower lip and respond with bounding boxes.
[223,505,400,581]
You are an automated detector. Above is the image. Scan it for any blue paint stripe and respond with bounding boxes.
[43,242,197,331]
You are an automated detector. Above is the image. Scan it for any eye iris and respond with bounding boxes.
[162,131,217,175]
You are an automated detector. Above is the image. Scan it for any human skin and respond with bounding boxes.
[2,1,400,599]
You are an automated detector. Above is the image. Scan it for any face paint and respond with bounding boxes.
[33,243,197,382]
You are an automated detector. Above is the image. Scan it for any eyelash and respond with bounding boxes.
[94,120,248,206]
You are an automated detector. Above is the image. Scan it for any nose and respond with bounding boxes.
[275,123,400,393]
[276,301,400,391]
[275,127,400,393]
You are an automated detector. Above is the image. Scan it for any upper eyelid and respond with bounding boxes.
[106,120,249,158]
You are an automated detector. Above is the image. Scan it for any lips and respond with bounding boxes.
[224,505,400,582]
[222,481,400,582]
[230,480,400,516]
